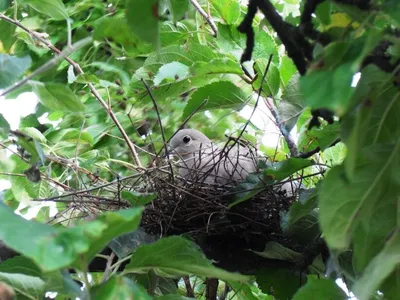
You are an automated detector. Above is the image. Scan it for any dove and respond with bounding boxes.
[168,129,300,196]
[168,129,257,185]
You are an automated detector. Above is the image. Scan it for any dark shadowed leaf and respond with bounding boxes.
[0,54,31,89]
[280,189,320,244]
[109,228,159,258]
[169,0,189,22]
[126,0,159,45]
[125,236,249,282]
[256,268,304,300]
[94,16,152,57]
[252,241,303,262]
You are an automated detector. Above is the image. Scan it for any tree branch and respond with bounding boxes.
[189,0,218,37]
[0,13,143,168]
[256,0,311,74]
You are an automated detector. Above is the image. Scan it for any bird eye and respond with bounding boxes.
[182,135,191,144]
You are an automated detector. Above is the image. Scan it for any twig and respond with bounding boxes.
[101,252,116,283]
[0,13,143,168]
[0,36,92,98]
[205,278,219,300]
[141,80,175,180]
[183,276,195,298]
[264,98,299,156]
[189,0,218,37]
[296,138,341,158]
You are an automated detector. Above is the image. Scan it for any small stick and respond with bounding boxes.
[189,0,218,36]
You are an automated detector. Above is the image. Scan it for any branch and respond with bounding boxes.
[237,0,258,62]
[183,276,195,298]
[264,98,299,157]
[256,0,311,74]
[189,0,218,37]
[0,13,143,168]
[0,37,92,98]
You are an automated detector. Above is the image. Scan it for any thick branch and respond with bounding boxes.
[256,0,311,74]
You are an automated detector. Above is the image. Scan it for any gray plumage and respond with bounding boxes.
[169,129,257,185]
[169,129,299,195]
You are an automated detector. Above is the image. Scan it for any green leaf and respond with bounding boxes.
[253,59,280,97]
[0,203,143,272]
[0,0,9,11]
[121,191,157,206]
[256,268,304,300]
[0,271,45,299]
[0,113,10,139]
[278,73,305,132]
[353,231,400,300]
[182,81,248,119]
[0,54,31,89]
[381,0,400,27]
[315,1,331,25]
[280,56,297,86]
[252,241,303,262]
[292,277,347,300]
[301,63,354,116]
[228,173,267,209]
[216,24,279,65]
[125,236,249,282]
[126,0,159,45]
[228,281,274,300]
[280,189,320,244]
[0,19,16,51]
[31,82,86,112]
[297,122,340,153]
[154,62,190,85]
[20,0,68,20]
[0,256,65,294]
[168,0,189,22]
[319,141,400,249]
[263,158,313,181]
[91,276,151,300]
[93,16,152,57]
[190,58,243,76]
[210,0,240,24]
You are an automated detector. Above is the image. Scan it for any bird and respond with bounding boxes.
[168,129,257,185]
[168,129,300,196]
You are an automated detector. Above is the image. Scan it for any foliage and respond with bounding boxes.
[0,0,399,299]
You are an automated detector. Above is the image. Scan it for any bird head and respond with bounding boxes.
[168,129,213,159]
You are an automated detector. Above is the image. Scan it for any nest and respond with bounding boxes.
[141,176,295,239]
